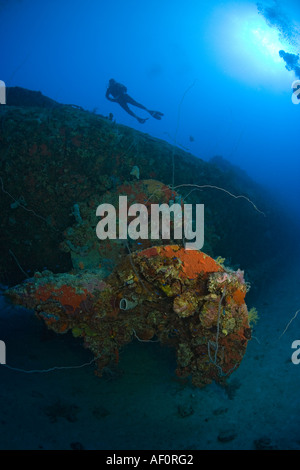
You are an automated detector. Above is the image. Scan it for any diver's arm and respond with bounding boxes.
[105,89,117,102]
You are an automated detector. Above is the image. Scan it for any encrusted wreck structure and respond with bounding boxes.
[6,245,251,387]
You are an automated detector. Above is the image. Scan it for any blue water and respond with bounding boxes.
[1,0,300,450]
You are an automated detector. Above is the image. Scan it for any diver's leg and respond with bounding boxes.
[118,101,148,123]
[124,95,164,120]
[125,94,148,111]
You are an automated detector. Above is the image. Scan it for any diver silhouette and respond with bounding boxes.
[105,78,164,124]
[279,50,300,79]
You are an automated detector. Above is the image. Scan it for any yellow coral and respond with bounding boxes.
[215,256,226,267]
[72,326,82,337]
[248,307,259,327]
[222,317,236,336]
[161,284,174,296]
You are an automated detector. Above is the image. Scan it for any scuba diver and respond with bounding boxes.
[105,78,164,124]
[279,50,300,79]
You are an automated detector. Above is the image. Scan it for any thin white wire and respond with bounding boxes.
[2,355,100,374]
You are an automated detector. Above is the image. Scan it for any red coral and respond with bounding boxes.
[35,284,88,311]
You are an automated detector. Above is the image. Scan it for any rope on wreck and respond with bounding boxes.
[159,78,266,217]
[172,79,197,189]
[0,176,48,223]
[279,309,300,339]
[143,182,265,217]
[173,184,266,217]
[8,249,30,279]
[0,175,59,231]
[207,287,238,378]
[2,354,101,374]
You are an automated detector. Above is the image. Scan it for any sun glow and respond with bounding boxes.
[250,26,284,62]
[208,2,292,87]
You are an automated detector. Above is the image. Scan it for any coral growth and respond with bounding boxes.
[6,245,251,388]
[60,180,181,275]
